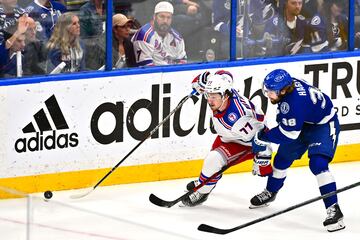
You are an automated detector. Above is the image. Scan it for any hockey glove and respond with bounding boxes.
[252,156,273,177]
[191,71,210,95]
[252,130,270,154]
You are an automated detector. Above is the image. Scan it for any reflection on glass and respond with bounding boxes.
[238,0,349,59]
[355,0,360,49]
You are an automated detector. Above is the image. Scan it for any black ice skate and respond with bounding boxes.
[180,191,209,207]
[323,203,345,232]
[186,180,200,191]
[249,189,277,209]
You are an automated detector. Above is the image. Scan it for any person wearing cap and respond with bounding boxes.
[87,13,137,70]
[132,1,187,66]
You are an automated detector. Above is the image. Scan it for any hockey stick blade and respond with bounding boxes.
[149,151,253,208]
[198,224,233,235]
[198,180,360,234]
[70,188,94,199]
[149,193,184,208]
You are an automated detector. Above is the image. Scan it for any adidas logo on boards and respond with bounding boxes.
[14,95,79,153]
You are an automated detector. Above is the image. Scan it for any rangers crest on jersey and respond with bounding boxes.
[228,112,238,122]
[280,102,290,114]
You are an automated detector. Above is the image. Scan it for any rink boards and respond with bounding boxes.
[0,56,359,198]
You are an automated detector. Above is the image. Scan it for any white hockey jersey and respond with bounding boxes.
[211,89,265,146]
[131,23,187,66]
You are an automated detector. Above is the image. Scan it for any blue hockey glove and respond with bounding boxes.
[191,71,210,95]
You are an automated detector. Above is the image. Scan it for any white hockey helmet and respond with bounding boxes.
[204,73,233,98]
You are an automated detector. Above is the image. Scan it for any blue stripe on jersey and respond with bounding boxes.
[134,23,154,43]
[215,90,247,129]
[169,28,183,41]
[137,59,153,66]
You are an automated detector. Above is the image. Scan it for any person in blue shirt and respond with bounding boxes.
[25,0,67,42]
[0,0,27,45]
[250,69,345,232]
[0,15,28,78]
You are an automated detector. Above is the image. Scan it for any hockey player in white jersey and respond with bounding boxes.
[181,70,272,207]
[131,1,187,66]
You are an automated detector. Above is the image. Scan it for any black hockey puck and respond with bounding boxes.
[44,190,53,199]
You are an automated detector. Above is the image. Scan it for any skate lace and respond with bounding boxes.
[257,189,272,201]
[326,205,336,220]
[189,192,202,203]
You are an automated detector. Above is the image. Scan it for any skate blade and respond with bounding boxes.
[326,219,345,232]
[249,203,269,209]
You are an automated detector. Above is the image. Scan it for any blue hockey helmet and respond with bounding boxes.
[263,69,293,95]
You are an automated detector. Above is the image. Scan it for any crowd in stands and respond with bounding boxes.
[0,0,355,78]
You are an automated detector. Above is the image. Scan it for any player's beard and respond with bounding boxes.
[270,93,285,104]
[154,21,170,36]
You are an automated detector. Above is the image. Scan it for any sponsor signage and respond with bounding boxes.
[0,57,359,178]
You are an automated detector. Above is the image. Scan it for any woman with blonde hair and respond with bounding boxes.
[46,12,85,73]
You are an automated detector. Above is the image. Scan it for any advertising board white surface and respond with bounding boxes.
[0,57,359,178]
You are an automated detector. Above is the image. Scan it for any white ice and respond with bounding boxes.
[1,161,359,240]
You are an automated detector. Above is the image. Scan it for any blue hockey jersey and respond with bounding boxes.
[26,0,67,41]
[263,79,336,144]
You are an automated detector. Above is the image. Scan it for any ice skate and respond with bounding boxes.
[323,203,345,232]
[249,189,277,209]
[180,191,209,207]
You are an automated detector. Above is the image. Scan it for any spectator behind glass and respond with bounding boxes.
[26,0,67,42]
[46,12,85,73]
[0,0,26,45]
[79,0,104,39]
[211,0,280,59]
[170,0,212,61]
[281,0,307,54]
[0,15,28,78]
[23,16,47,75]
[281,0,329,55]
[132,1,187,66]
[89,13,137,70]
[321,0,348,51]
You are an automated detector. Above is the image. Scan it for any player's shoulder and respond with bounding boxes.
[169,28,183,41]
[133,23,155,43]
[309,14,325,26]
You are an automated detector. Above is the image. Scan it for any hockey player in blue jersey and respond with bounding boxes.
[250,69,345,232]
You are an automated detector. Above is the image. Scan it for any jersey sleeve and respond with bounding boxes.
[131,24,155,66]
[263,101,305,144]
[132,39,154,66]
[175,38,187,63]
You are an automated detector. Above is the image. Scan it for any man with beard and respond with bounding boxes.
[132,1,187,66]
[250,69,345,232]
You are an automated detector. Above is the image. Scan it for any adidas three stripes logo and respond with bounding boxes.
[22,95,69,133]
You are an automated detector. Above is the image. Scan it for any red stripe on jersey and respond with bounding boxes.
[233,98,245,116]
[143,26,154,42]
[219,117,232,130]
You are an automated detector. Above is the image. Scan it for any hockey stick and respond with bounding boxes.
[149,151,253,208]
[198,180,360,234]
[70,90,197,199]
